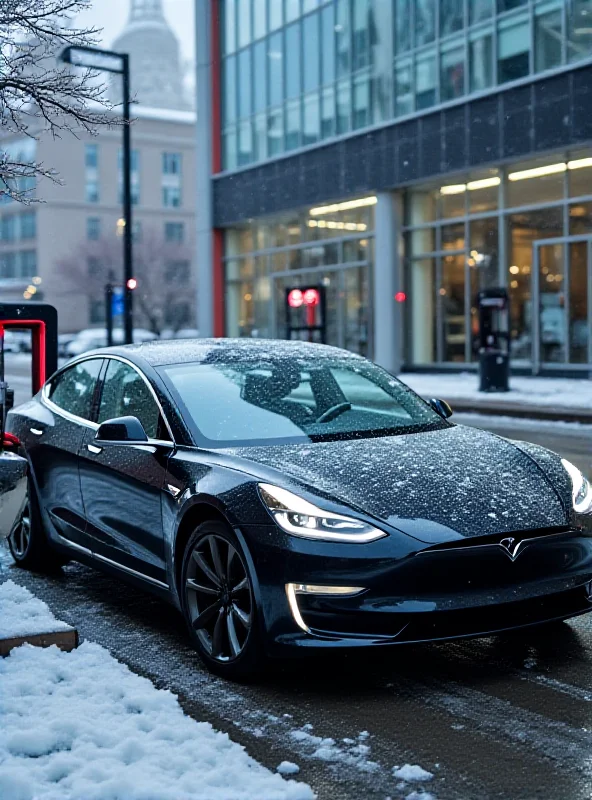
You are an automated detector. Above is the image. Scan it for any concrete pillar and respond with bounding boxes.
[373,192,403,374]
[195,0,213,337]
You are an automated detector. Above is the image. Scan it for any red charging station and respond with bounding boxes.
[0,303,58,395]
[285,285,326,343]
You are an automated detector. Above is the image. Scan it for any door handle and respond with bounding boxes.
[30,428,43,436]
[87,444,102,454]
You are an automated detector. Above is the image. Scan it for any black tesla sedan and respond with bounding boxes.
[6,339,592,678]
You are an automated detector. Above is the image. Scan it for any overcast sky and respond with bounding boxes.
[77,0,195,65]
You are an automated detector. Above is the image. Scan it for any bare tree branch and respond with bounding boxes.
[0,0,122,203]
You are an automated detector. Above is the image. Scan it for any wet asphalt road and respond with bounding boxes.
[2,359,592,799]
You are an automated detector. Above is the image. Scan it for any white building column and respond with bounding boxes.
[373,192,404,374]
[195,0,214,337]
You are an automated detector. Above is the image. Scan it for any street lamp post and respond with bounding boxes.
[60,45,134,344]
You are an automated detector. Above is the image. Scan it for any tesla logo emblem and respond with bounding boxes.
[499,537,524,561]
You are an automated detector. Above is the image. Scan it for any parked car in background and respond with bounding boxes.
[58,333,77,359]
[65,328,158,358]
[160,328,200,340]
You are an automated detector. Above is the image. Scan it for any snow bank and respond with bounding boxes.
[0,580,73,639]
[0,641,315,800]
[400,372,592,411]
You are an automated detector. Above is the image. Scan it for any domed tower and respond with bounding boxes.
[111,0,189,110]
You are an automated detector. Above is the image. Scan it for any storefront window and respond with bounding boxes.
[568,151,592,198]
[569,241,589,363]
[440,254,466,361]
[441,222,465,250]
[506,158,566,207]
[411,258,437,363]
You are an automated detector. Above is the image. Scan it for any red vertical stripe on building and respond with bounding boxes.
[210,0,224,335]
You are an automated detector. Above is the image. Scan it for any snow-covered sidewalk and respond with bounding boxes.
[0,582,314,800]
[400,372,592,418]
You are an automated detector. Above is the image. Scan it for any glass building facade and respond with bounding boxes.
[220,0,592,170]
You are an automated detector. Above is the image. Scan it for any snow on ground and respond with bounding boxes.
[393,764,434,782]
[400,372,592,410]
[0,579,73,639]
[0,638,315,800]
[453,412,592,433]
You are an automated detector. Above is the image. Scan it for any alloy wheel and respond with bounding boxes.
[185,534,253,662]
[9,503,31,559]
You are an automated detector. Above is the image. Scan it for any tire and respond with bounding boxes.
[7,480,70,572]
[180,521,265,681]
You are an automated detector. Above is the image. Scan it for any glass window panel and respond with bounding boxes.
[415,52,437,110]
[268,108,284,155]
[321,85,336,137]
[395,0,412,53]
[223,56,237,123]
[441,222,465,250]
[439,186,466,218]
[253,112,267,161]
[415,0,436,46]
[342,238,368,262]
[469,218,499,289]
[440,254,466,361]
[336,0,351,77]
[344,266,371,357]
[237,0,251,47]
[395,59,413,115]
[441,44,465,101]
[269,0,283,30]
[223,0,236,54]
[506,158,566,207]
[223,127,238,170]
[498,16,530,84]
[569,201,592,234]
[238,47,252,117]
[286,0,300,22]
[468,168,499,211]
[286,100,302,150]
[286,23,301,98]
[50,360,103,421]
[336,79,351,133]
[567,0,592,63]
[568,241,589,363]
[238,119,253,165]
[470,29,493,91]
[269,33,284,106]
[470,0,494,24]
[303,12,320,92]
[411,258,436,363]
[99,361,160,437]
[253,41,266,111]
[321,3,335,83]
[353,0,371,70]
[407,187,438,226]
[498,0,528,10]
[303,92,320,145]
[569,151,592,197]
[535,7,563,72]
[440,0,463,36]
[304,0,319,10]
[507,207,563,360]
[253,0,266,39]
[538,243,566,363]
[353,71,371,129]
[370,0,393,123]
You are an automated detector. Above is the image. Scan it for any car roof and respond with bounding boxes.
[81,338,364,368]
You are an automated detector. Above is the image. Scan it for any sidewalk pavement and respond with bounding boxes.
[399,372,592,423]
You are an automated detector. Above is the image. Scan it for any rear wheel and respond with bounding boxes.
[8,482,69,571]
[181,521,264,680]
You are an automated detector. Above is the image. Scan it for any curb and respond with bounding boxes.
[442,399,592,424]
[0,627,79,657]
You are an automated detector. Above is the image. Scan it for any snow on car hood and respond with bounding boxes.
[229,425,570,541]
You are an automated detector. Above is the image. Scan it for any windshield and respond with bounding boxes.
[160,356,448,448]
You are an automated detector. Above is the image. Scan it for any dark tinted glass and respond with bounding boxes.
[161,357,446,448]
[98,360,161,439]
[49,359,103,421]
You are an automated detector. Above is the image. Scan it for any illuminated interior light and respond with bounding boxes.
[508,163,567,181]
[510,280,519,289]
[32,276,42,285]
[440,183,466,195]
[466,176,501,190]
[307,220,318,227]
[309,196,377,216]
[509,265,520,275]
[568,157,592,170]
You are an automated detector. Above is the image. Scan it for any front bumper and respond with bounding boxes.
[241,524,592,655]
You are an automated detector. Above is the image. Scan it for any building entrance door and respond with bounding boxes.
[533,237,592,374]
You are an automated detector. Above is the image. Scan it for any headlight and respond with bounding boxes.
[561,459,592,514]
[258,483,387,543]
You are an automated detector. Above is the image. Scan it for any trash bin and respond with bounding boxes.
[476,288,510,393]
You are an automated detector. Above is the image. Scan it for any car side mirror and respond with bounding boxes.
[428,398,453,419]
[95,415,148,444]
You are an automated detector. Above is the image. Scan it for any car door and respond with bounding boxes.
[77,357,172,585]
[26,358,104,549]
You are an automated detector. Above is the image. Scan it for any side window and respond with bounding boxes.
[98,360,161,439]
[48,359,103,421]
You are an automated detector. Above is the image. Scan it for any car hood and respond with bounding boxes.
[226,425,571,542]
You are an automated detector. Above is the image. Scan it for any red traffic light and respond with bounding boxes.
[126,278,138,290]
[303,288,320,306]
[287,288,304,308]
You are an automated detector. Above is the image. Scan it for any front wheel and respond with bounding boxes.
[8,482,69,572]
[180,521,265,680]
